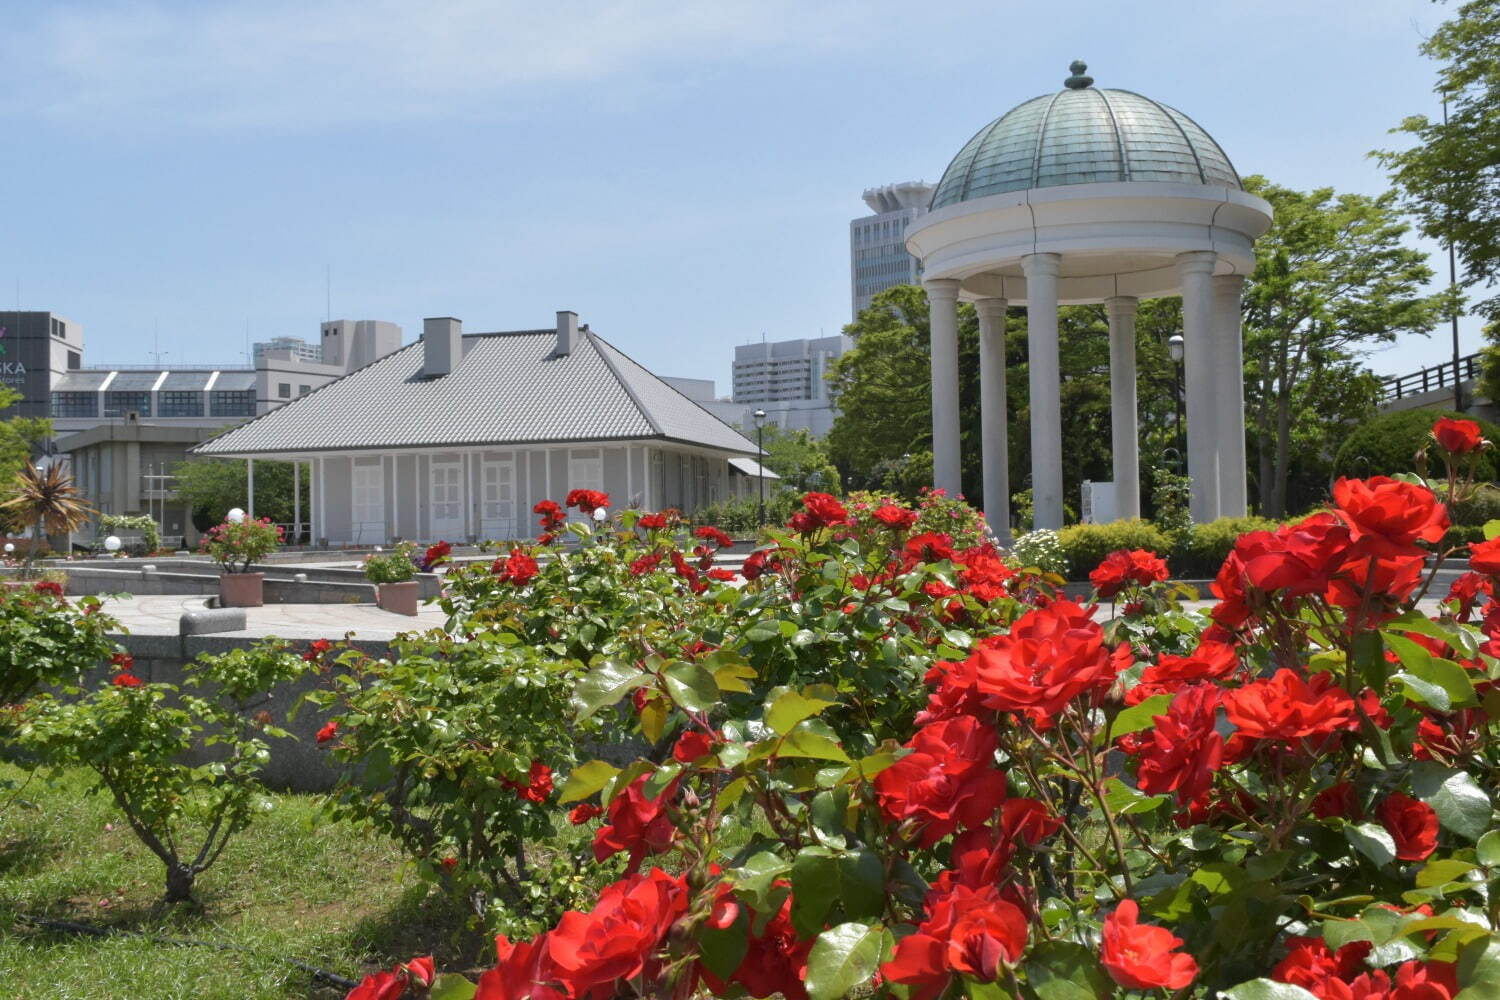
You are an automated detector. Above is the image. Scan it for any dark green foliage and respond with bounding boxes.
[1448,484,1500,527]
[1148,468,1192,540]
[173,459,310,536]
[1055,520,1172,579]
[1172,516,1282,579]
[1332,409,1500,482]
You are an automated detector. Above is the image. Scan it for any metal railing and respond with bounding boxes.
[1380,352,1481,401]
[80,364,252,372]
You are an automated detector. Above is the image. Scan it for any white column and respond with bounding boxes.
[1022,253,1064,530]
[975,297,1011,541]
[315,457,324,545]
[1176,251,1220,522]
[392,456,401,539]
[925,278,963,498]
[1105,295,1141,520]
[464,452,474,542]
[293,461,301,545]
[1213,274,1248,518]
[246,459,255,520]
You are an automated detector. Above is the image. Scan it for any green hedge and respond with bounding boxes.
[1447,485,1500,527]
[1055,520,1172,579]
[1172,516,1281,579]
[1332,408,1500,482]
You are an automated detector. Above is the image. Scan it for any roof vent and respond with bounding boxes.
[556,311,579,356]
[423,317,462,377]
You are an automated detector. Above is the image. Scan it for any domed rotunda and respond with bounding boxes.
[905,61,1272,533]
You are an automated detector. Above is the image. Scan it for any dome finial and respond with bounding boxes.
[1064,60,1093,89]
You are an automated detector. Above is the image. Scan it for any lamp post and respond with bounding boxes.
[1167,334,1186,459]
[753,409,767,527]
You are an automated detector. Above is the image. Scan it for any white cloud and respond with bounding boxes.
[0,0,913,130]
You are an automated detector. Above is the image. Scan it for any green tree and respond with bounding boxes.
[0,386,51,481]
[1378,0,1500,318]
[1242,176,1441,517]
[172,458,310,533]
[754,424,841,494]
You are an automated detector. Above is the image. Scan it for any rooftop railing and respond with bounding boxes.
[1380,352,1481,401]
[80,364,253,372]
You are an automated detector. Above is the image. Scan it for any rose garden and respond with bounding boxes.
[0,416,1497,998]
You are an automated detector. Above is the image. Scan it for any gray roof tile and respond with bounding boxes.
[193,330,757,457]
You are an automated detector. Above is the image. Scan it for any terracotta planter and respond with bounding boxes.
[220,572,265,608]
[377,580,420,616]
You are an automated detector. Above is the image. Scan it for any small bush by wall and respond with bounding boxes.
[1055,520,1172,579]
[1172,516,1282,579]
[1332,408,1500,482]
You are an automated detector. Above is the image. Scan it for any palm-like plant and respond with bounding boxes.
[1,462,93,577]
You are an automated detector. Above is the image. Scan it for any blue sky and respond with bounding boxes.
[0,0,1477,390]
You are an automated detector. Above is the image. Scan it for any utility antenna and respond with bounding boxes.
[325,264,331,323]
[244,319,252,366]
[150,320,168,367]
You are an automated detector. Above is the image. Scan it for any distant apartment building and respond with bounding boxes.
[850,181,934,317]
[252,336,323,364]
[3,314,404,547]
[721,335,852,437]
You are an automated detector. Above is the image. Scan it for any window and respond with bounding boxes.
[67,350,81,370]
[278,383,291,398]
[352,463,383,527]
[298,384,311,396]
[50,392,97,417]
[568,449,604,494]
[104,391,151,417]
[210,390,255,417]
[158,391,204,417]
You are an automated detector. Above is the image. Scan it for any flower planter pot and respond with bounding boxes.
[219,572,264,608]
[377,580,420,616]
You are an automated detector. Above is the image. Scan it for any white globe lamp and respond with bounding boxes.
[592,507,608,522]
[226,508,246,524]
[104,536,122,553]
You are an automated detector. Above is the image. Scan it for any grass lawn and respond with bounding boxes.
[0,762,475,1000]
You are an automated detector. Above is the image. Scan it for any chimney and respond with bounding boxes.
[556,310,579,356]
[423,317,462,376]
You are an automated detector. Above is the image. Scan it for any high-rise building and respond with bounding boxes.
[252,336,322,364]
[850,181,934,318]
[725,335,851,437]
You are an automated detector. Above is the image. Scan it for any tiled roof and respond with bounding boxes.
[194,330,757,457]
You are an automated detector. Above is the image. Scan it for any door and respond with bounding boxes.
[480,458,516,540]
[429,460,464,540]
[351,461,385,544]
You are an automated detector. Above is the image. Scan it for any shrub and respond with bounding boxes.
[199,516,282,572]
[20,640,313,903]
[1149,467,1193,540]
[1170,515,1281,579]
[1447,483,1500,526]
[1056,519,1172,579]
[1332,407,1500,482]
[362,542,418,584]
[693,492,800,536]
[0,585,120,707]
[99,513,161,554]
[1010,528,1068,576]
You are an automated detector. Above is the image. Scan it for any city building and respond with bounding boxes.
[907,60,1270,534]
[727,335,850,437]
[850,181,933,317]
[192,311,764,545]
[252,336,323,364]
[0,311,85,421]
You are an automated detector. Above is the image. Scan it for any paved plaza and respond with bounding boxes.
[97,592,448,642]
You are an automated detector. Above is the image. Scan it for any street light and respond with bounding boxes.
[226,507,246,524]
[753,409,767,528]
[1167,334,1186,459]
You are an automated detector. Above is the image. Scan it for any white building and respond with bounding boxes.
[907,61,1271,534]
[193,312,772,545]
[252,336,323,365]
[850,182,934,317]
[727,335,850,437]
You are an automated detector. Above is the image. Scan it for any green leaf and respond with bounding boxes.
[572,659,647,721]
[1412,761,1494,841]
[766,686,840,735]
[1221,980,1322,1000]
[1103,777,1168,816]
[663,661,718,713]
[1458,934,1500,994]
[1346,822,1398,868]
[710,658,757,695]
[697,907,750,981]
[1484,519,1500,541]
[1107,694,1172,741]
[1417,858,1479,889]
[428,975,478,1000]
[732,851,792,909]
[805,923,886,1000]
[777,720,851,762]
[1023,940,1113,1000]
[1476,830,1500,866]
[558,760,619,805]
[790,629,818,647]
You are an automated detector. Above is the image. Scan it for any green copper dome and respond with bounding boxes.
[930,62,1242,210]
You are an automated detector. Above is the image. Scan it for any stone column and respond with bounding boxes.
[1022,253,1064,530]
[975,297,1011,541]
[925,278,963,498]
[1105,295,1141,520]
[1176,251,1220,522]
[1213,274,1249,517]
[247,458,255,520]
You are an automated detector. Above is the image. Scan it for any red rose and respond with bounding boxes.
[568,802,604,825]
[1100,899,1198,990]
[1129,641,1239,704]
[693,525,734,549]
[503,761,553,804]
[1378,792,1439,861]
[1272,936,1373,993]
[638,512,668,531]
[345,968,408,1000]
[316,720,340,744]
[706,567,736,582]
[956,545,1013,602]
[1222,668,1358,745]
[882,883,1027,1000]
[1133,685,1224,807]
[873,504,918,530]
[1332,477,1448,557]
[564,489,610,515]
[1433,416,1484,455]
[422,541,451,569]
[1469,537,1500,577]
[904,532,956,565]
[303,638,333,662]
[1311,781,1360,820]
[801,491,848,526]
[969,600,1127,728]
[495,549,539,586]
[476,934,565,1000]
[1089,549,1169,599]
[546,868,688,998]
[696,887,814,1000]
[403,956,434,988]
[741,548,780,580]
[112,672,144,689]
[592,774,679,872]
[874,716,1009,846]
[672,730,713,763]
[110,651,134,671]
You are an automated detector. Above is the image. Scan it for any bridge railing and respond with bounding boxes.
[1381,352,1481,401]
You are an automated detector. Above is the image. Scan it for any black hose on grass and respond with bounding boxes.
[13,912,360,991]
